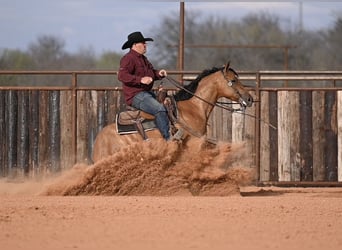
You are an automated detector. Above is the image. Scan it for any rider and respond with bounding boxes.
[118,31,171,140]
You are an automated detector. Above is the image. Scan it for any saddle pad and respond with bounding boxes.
[116,114,157,135]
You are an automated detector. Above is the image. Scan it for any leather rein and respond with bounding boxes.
[163,71,276,137]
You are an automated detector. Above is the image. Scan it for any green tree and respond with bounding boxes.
[28,35,66,70]
[0,49,33,70]
[326,18,342,69]
[151,11,290,71]
[0,49,34,86]
[96,51,121,70]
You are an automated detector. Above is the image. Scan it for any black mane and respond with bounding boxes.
[174,66,223,101]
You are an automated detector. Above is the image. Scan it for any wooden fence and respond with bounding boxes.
[256,71,342,185]
[0,71,342,184]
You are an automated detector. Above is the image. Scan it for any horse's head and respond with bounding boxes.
[219,62,253,110]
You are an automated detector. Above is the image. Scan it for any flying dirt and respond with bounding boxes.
[42,137,255,196]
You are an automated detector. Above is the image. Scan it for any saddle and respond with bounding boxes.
[118,109,151,126]
[117,90,178,140]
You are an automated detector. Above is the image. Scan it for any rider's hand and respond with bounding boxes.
[159,69,167,77]
[141,76,153,85]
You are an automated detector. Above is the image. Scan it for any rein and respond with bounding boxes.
[164,75,277,130]
[165,75,243,113]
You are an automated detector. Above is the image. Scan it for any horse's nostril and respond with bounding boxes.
[247,97,253,106]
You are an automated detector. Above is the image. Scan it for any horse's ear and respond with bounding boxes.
[224,61,230,72]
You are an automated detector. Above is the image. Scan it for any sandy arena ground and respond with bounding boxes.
[1,139,342,250]
[1,187,342,250]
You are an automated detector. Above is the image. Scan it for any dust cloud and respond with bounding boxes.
[42,137,255,196]
[0,138,255,196]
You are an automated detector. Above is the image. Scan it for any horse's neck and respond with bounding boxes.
[177,81,218,135]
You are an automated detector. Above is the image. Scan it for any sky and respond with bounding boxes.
[1,1,341,55]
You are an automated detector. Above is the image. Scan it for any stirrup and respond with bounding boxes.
[134,118,148,141]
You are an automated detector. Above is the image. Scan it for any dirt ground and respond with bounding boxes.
[1,139,342,250]
[1,187,342,250]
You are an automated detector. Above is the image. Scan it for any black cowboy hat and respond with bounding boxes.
[121,31,154,50]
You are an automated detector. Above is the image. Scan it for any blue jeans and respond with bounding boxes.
[132,91,170,140]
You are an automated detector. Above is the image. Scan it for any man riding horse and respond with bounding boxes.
[118,31,182,141]
[92,33,253,163]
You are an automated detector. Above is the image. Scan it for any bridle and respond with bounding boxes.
[220,69,250,111]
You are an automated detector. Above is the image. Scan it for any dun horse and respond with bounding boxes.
[92,62,253,162]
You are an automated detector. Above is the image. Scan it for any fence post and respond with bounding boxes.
[48,91,60,172]
[17,91,30,176]
[29,90,40,176]
[299,91,313,181]
[0,91,5,177]
[72,73,77,165]
[312,91,325,181]
[325,91,337,181]
[60,90,73,169]
[338,91,342,182]
[255,72,261,182]
[6,91,18,178]
[278,91,291,181]
[259,90,270,181]
[269,91,278,181]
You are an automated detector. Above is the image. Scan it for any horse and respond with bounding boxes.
[92,62,253,162]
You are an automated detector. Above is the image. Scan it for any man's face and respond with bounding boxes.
[132,42,147,54]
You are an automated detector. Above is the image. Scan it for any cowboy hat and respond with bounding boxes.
[121,31,154,50]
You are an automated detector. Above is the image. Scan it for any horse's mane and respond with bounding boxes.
[174,66,224,101]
